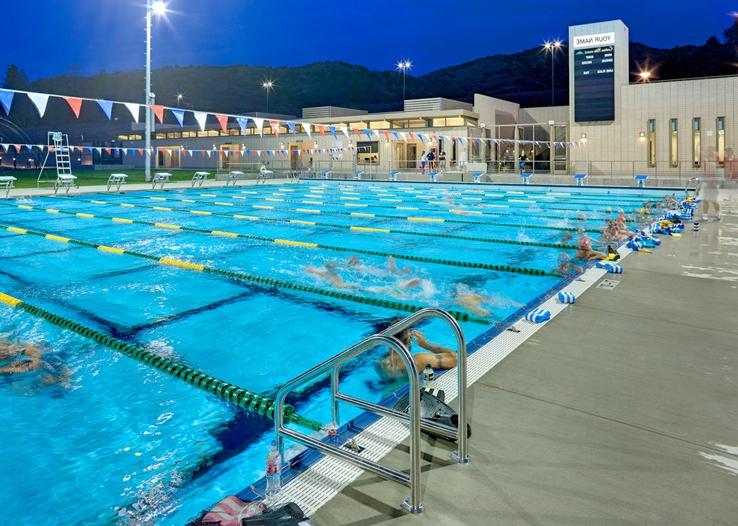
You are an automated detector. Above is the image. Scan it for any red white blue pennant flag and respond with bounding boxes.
[0,89,14,115]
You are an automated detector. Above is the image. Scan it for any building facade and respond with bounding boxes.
[120,19,736,183]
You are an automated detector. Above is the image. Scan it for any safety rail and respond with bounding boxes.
[274,307,470,514]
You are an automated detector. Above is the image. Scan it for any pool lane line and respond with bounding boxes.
[0,222,491,324]
[155,193,607,233]
[193,189,653,221]
[221,188,653,221]
[5,202,561,278]
[37,198,577,252]
[264,186,655,209]
[0,291,323,431]
[315,183,661,203]
[225,186,652,214]
[115,189,644,223]
[48,193,604,234]
[4,202,563,277]
[302,183,657,203]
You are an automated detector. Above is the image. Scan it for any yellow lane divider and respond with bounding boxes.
[4,205,562,277]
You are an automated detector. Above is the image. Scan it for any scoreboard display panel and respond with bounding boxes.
[574,45,615,122]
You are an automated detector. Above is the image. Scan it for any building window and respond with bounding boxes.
[356,141,379,165]
[647,119,656,167]
[717,116,725,167]
[445,117,465,126]
[369,120,391,130]
[692,118,701,168]
[407,118,428,128]
[669,118,678,168]
[432,118,446,127]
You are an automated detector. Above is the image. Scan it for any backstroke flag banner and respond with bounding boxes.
[0,89,14,114]
[0,87,586,148]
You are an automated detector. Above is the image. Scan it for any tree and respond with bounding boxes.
[724,19,738,45]
[2,65,29,89]
[704,35,721,48]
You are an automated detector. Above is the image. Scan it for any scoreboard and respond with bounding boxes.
[573,45,615,122]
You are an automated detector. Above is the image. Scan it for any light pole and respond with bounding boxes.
[145,0,167,182]
[396,60,412,103]
[262,81,274,113]
[542,40,562,105]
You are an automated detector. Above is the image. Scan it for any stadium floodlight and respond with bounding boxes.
[395,60,413,103]
[262,80,275,112]
[152,1,168,17]
[542,40,564,105]
[144,0,170,181]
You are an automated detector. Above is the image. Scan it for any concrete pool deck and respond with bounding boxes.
[311,196,738,525]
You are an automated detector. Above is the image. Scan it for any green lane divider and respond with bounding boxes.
[158,194,603,234]
[115,188,643,223]
[6,202,563,276]
[201,189,649,222]
[41,198,577,251]
[52,192,604,234]
[1,222,492,325]
[275,186,652,211]
[221,186,651,215]
[302,183,659,205]
[0,290,322,431]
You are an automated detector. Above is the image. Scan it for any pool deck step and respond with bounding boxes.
[310,194,738,525]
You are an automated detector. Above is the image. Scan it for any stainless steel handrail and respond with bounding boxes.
[375,307,469,464]
[274,334,424,513]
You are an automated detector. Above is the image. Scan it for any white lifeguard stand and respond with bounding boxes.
[38,132,78,194]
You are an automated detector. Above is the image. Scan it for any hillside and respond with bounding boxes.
[1,21,736,141]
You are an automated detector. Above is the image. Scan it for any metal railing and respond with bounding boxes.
[273,307,470,514]
[275,334,423,513]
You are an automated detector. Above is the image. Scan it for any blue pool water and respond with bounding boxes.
[0,181,672,524]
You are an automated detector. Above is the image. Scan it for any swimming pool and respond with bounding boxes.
[0,181,672,524]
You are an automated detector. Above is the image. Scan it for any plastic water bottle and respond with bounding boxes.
[422,364,435,388]
[265,441,281,498]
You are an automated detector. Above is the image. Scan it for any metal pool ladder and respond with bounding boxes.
[274,307,469,514]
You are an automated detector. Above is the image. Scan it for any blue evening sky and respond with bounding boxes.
[3,0,735,80]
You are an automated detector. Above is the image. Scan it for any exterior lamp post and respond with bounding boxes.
[262,81,274,113]
[396,60,412,104]
[145,0,168,182]
[542,40,563,105]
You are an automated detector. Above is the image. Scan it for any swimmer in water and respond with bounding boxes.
[555,253,584,277]
[305,264,355,289]
[576,229,608,260]
[0,338,71,388]
[454,284,491,317]
[377,324,457,381]
[343,255,411,277]
[0,340,42,375]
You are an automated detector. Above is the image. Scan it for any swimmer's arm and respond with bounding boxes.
[411,330,454,355]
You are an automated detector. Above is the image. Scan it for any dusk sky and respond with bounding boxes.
[3,0,735,80]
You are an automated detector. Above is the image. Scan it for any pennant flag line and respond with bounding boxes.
[124,103,140,123]
[252,117,264,136]
[0,88,587,149]
[27,92,50,118]
[0,89,14,115]
[171,109,186,127]
[216,114,228,133]
[64,97,83,119]
[151,104,165,124]
[193,111,208,131]
[97,99,114,120]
